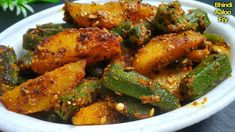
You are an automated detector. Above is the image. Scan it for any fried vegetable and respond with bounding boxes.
[111,21,132,36]
[72,102,120,125]
[187,48,210,63]
[0,60,86,114]
[209,44,230,58]
[112,21,153,46]
[64,1,156,29]
[0,45,19,95]
[128,22,152,46]
[114,96,155,119]
[185,9,211,32]
[102,63,180,111]
[203,33,230,57]
[151,67,191,100]
[153,2,210,33]
[23,23,76,51]
[25,27,121,74]
[17,51,33,74]
[86,61,109,78]
[54,79,101,121]
[204,33,224,43]
[133,30,205,75]
[100,88,155,120]
[29,110,62,123]
[180,54,232,100]
[153,1,189,33]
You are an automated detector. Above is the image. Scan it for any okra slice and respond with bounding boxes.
[100,88,155,119]
[153,1,188,33]
[203,33,224,43]
[111,21,132,36]
[180,54,232,100]
[128,22,152,46]
[0,45,19,95]
[185,9,211,32]
[54,79,101,121]
[17,51,33,74]
[111,21,152,46]
[114,96,155,119]
[153,1,210,33]
[23,23,75,50]
[102,63,180,111]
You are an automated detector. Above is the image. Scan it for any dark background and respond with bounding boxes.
[0,0,234,131]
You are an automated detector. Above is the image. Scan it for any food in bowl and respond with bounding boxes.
[0,0,232,125]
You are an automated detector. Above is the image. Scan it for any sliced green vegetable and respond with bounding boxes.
[111,21,152,45]
[180,54,232,100]
[185,9,211,32]
[203,33,224,43]
[111,21,132,36]
[153,1,210,33]
[114,95,155,119]
[17,51,33,74]
[99,88,155,120]
[54,79,101,121]
[23,23,75,50]
[102,63,180,111]
[153,1,188,33]
[0,45,19,95]
[128,22,152,45]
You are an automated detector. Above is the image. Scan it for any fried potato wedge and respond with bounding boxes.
[64,1,156,29]
[31,27,121,74]
[0,60,86,114]
[133,30,205,75]
[72,102,120,125]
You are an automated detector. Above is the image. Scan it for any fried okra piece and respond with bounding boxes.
[153,1,210,33]
[99,88,156,120]
[102,63,180,111]
[64,1,156,29]
[185,9,211,32]
[111,21,153,46]
[0,60,86,114]
[19,27,122,74]
[180,54,231,100]
[113,96,155,120]
[23,23,76,51]
[111,21,132,37]
[127,22,152,46]
[54,79,101,121]
[0,45,19,95]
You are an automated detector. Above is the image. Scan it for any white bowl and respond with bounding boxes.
[0,0,235,131]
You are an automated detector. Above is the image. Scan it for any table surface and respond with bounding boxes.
[0,0,234,131]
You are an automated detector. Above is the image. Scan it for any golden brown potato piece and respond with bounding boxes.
[133,30,205,75]
[0,60,86,114]
[31,27,121,74]
[72,102,120,125]
[187,48,210,63]
[150,67,191,99]
[64,1,156,29]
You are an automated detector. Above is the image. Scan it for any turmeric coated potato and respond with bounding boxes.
[0,60,86,114]
[64,1,156,29]
[72,102,120,125]
[133,30,205,75]
[30,27,121,74]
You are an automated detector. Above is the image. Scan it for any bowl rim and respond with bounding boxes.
[0,0,235,131]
